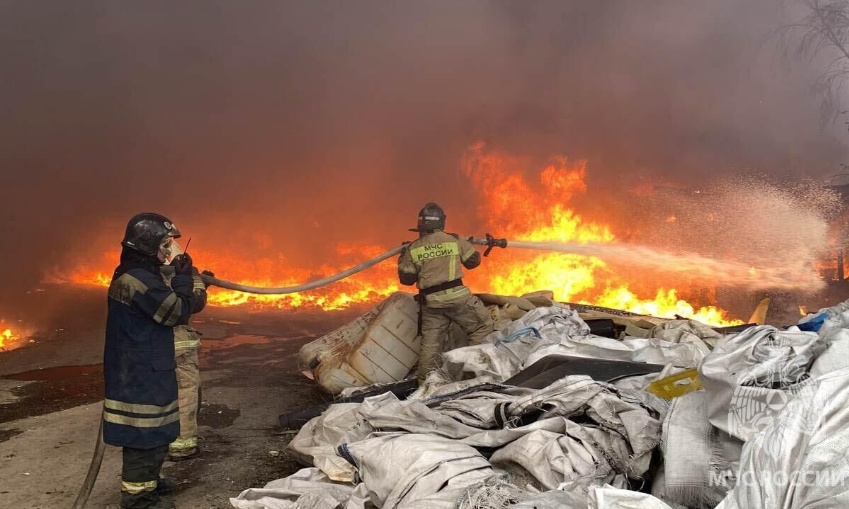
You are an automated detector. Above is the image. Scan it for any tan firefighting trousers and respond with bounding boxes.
[169,327,200,457]
[418,290,494,381]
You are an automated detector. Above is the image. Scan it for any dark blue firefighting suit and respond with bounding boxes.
[103,251,194,508]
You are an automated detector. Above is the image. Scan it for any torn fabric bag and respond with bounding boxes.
[811,329,849,377]
[716,367,849,509]
[488,427,621,490]
[649,320,723,350]
[811,298,849,341]
[590,485,683,509]
[511,488,589,508]
[699,325,824,442]
[454,474,536,509]
[434,306,590,385]
[657,391,743,509]
[500,377,661,477]
[286,403,368,483]
[338,433,493,509]
[229,467,372,509]
[492,306,592,341]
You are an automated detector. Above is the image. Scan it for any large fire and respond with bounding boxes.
[55,145,746,326]
[459,144,740,326]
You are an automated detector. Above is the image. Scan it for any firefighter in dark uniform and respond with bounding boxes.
[104,213,196,509]
[397,203,494,382]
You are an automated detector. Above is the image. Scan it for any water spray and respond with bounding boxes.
[487,239,818,292]
[161,234,819,295]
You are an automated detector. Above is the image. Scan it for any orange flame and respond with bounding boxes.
[56,145,744,326]
[1,328,17,349]
[460,144,742,326]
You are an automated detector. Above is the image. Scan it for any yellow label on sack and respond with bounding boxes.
[646,368,703,400]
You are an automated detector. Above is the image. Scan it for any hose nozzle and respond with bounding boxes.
[483,233,507,257]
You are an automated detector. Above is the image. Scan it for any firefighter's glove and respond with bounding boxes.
[201,269,215,287]
[172,253,194,276]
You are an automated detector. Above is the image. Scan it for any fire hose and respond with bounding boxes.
[157,235,507,293]
[72,234,507,508]
[72,421,104,509]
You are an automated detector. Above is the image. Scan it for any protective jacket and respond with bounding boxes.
[103,255,194,449]
[397,230,481,304]
[397,229,492,381]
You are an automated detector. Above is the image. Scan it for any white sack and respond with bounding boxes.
[229,467,371,509]
[340,433,493,509]
[286,403,368,483]
[699,325,823,442]
[658,391,742,509]
[650,320,723,349]
[590,485,680,509]
[716,367,849,509]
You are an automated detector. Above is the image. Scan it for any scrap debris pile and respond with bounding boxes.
[230,291,849,509]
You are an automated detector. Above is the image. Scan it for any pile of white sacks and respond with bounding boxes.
[230,301,849,509]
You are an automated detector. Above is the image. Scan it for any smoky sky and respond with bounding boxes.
[1,0,847,302]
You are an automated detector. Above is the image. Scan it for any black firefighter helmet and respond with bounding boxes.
[121,212,182,257]
[410,202,446,234]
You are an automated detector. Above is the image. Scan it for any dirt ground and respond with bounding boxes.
[0,288,361,509]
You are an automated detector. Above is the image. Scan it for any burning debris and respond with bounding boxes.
[44,148,836,327]
[0,321,27,351]
[0,328,15,349]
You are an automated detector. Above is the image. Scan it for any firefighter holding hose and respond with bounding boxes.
[103,213,199,509]
[398,203,494,382]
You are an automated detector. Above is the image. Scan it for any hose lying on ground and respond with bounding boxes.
[72,419,104,509]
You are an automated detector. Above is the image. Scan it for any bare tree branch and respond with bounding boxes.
[778,0,849,122]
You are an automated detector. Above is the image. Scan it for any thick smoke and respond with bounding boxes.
[0,1,846,305]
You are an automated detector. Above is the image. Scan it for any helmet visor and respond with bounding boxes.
[160,237,184,264]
